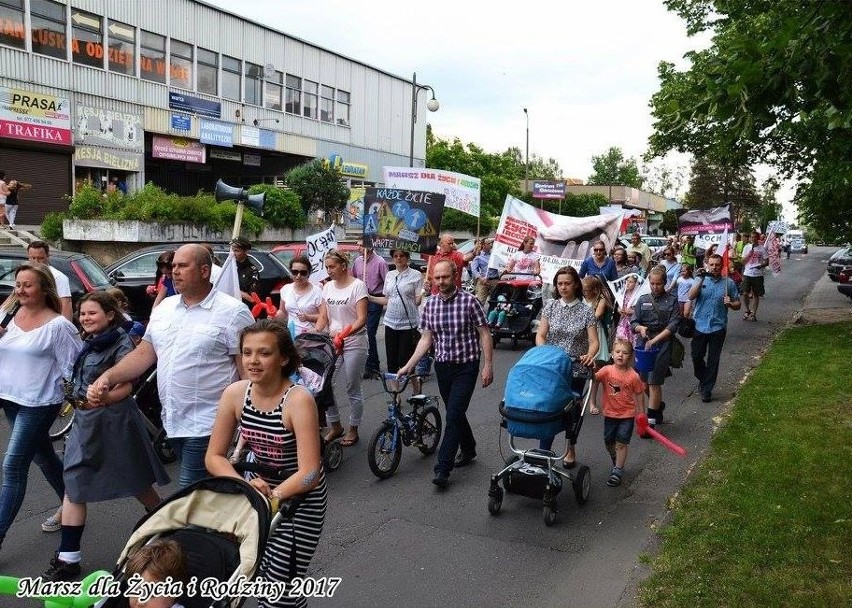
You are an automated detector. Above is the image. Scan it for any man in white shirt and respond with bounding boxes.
[27,241,73,320]
[740,231,769,321]
[89,244,254,486]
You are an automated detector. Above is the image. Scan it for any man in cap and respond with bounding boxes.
[230,237,259,306]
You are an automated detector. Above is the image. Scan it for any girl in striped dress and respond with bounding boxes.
[207,319,327,608]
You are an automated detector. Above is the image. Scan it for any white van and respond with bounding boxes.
[786,229,808,254]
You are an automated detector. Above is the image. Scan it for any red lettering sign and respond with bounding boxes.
[1,18,25,39]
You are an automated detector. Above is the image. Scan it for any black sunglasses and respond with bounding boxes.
[290,268,309,276]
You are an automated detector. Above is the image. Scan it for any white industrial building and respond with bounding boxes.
[0,0,428,223]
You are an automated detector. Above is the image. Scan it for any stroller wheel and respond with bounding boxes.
[323,440,343,472]
[49,401,75,441]
[154,430,177,464]
[543,503,557,526]
[572,465,591,505]
[487,492,503,515]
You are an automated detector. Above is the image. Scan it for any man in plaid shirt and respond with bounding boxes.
[399,259,493,488]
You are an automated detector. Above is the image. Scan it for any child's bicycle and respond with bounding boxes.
[367,373,443,479]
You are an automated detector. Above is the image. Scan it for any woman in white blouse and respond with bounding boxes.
[0,263,82,550]
[505,236,541,275]
[276,255,323,336]
[368,249,424,394]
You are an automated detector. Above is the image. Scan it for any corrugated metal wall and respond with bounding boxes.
[5,0,420,170]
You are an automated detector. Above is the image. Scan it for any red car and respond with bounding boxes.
[838,267,852,300]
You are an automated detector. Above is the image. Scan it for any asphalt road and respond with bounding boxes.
[0,247,845,608]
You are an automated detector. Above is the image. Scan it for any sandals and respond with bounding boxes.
[42,509,62,533]
[589,405,601,416]
[324,426,344,444]
[742,310,751,320]
[607,467,623,487]
[340,433,359,447]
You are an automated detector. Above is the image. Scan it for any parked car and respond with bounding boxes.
[827,247,852,282]
[0,247,112,310]
[789,237,808,254]
[105,243,292,321]
[837,267,852,300]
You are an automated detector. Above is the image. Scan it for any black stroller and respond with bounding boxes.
[487,345,592,526]
[93,475,296,608]
[487,272,543,349]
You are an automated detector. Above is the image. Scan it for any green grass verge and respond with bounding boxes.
[639,321,852,607]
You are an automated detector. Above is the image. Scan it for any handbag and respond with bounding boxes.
[678,317,696,338]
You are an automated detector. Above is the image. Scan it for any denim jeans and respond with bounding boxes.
[691,327,727,397]
[434,360,479,476]
[0,400,65,540]
[364,301,383,373]
[169,435,211,488]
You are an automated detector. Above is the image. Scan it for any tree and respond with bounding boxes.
[247,184,306,229]
[682,157,761,225]
[641,157,687,199]
[648,0,852,240]
[660,209,680,234]
[587,147,644,189]
[285,159,349,217]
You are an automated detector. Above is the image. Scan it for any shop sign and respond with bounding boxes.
[0,86,72,145]
[243,153,261,167]
[532,181,566,200]
[171,113,191,131]
[240,125,275,149]
[324,154,369,179]
[151,135,206,164]
[76,103,142,150]
[168,91,221,119]
[199,119,234,147]
[74,145,143,172]
[210,149,242,162]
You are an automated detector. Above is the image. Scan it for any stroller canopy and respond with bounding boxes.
[504,345,576,415]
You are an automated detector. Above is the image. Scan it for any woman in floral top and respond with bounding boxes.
[534,266,599,467]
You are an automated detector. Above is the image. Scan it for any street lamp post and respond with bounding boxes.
[523,108,529,197]
[409,72,440,167]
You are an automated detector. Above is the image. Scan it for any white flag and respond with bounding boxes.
[213,251,242,300]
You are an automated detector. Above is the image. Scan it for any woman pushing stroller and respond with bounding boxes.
[207,319,327,608]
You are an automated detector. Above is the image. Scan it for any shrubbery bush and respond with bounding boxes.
[47,181,299,241]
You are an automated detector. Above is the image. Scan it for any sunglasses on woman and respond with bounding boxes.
[290,268,309,276]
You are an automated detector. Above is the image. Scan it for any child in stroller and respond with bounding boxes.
[487,345,592,526]
[486,273,543,349]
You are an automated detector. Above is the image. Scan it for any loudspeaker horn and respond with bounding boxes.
[245,192,266,215]
[214,179,247,202]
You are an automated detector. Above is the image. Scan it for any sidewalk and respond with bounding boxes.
[796,271,852,324]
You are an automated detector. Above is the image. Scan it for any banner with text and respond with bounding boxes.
[677,204,734,250]
[0,86,71,145]
[76,103,142,150]
[345,187,366,231]
[362,188,445,255]
[305,225,338,283]
[489,195,624,284]
[382,167,480,218]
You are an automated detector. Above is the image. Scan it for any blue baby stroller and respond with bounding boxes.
[487,345,592,526]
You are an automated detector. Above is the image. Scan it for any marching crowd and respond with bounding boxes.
[0,231,771,607]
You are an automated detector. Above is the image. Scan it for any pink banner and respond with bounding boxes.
[0,119,71,145]
[151,135,206,164]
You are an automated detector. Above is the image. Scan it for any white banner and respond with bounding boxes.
[305,225,338,283]
[488,195,624,285]
[382,166,480,217]
[606,272,651,309]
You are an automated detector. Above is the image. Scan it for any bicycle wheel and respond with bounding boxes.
[415,405,442,456]
[367,422,402,479]
[49,401,75,441]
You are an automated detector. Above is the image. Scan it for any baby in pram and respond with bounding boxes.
[125,539,187,608]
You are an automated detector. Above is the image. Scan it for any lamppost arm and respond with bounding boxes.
[409,72,440,167]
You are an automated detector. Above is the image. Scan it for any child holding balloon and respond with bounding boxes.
[593,339,646,487]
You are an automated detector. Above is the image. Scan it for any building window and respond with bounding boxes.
[285,74,301,114]
[169,39,192,90]
[107,19,135,75]
[245,62,262,106]
[336,90,350,126]
[0,0,26,50]
[303,80,318,119]
[320,85,334,123]
[30,0,67,60]
[264,70,282,111]
[139,30,166,83]
[197,47,218,95]
[221,55,241,101]
[70,8,103,68]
